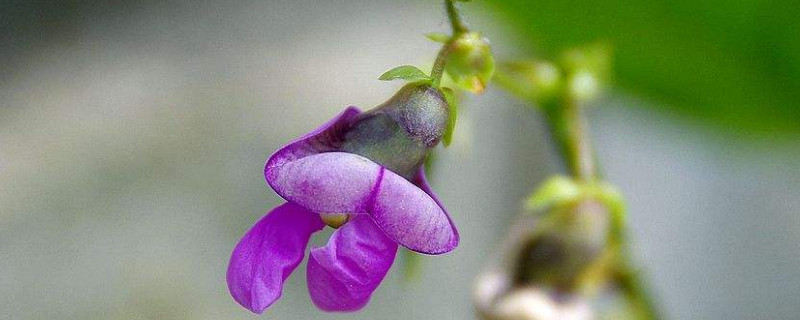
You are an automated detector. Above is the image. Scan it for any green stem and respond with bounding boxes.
[615,264,662,320]
[430,45,452,87]
[542,96,596,180]
[445,0,468,34]
[544,91,660,319]
[430,0,469,87]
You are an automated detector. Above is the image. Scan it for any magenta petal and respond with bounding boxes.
[266,106,361,173]
[411,166,460,251]
[266,152,379,214]
[266,152,457,254]
[226,202,325,314]
[370,165,459,254]
[307,215,398,312]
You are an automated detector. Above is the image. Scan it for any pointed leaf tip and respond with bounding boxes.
[425,32,450,43]
[379,65,430,82]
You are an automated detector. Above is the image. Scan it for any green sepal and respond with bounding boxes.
[524,175,581,213]
[441,87,458,147]
[379,65,431,82]
[590,182,627,243]
[425,32,450,43]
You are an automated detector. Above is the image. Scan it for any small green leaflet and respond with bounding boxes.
[442,87,458,147]
[378,65,430,82]
[425,32,450,43]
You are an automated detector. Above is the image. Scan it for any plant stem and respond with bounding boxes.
[544,95,661,319]
[445,0,468,34]
[616,265,662,320]
[431,0,469,87]
[542,96,596,180]
[430,46,452,87]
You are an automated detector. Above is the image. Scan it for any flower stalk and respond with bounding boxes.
[540,71,662,320]
[541,96,596,181]
[487,45,662,318]
[430,0,468,87]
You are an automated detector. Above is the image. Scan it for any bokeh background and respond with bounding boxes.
[1,0,798,319]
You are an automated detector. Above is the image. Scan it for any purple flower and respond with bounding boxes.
[227,83,460,313]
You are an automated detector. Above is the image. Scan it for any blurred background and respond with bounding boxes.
[1,0,798,319]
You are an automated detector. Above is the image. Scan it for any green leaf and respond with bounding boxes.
[378,65,430,82]
[488,0,800,138]
[442,87,458,146]
[425,32,450,43]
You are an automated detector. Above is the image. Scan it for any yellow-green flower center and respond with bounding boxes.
[321,213,349,228]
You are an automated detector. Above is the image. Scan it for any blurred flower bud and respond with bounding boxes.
[514,199,611,291]
[474,179,631,320]
[495,61,563,104]
[445,32,495,94]
[560,43,611,102]
[568,71,600,102]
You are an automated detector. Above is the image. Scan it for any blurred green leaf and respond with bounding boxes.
[485,0,800,137]
[379,65,430,82]
[425,32,450,43]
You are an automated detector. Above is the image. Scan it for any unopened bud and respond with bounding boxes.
[495,61,562,103]
[568,71,600,102]
[560,43,611,102]
[515,200,610,290]
[446,32,495,94]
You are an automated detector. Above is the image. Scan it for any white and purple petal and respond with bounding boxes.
[266,151,458,254]
[411,166,459,249]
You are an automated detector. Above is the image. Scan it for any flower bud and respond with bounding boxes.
[514,200,610,291]
[446,32,495,94]
[560,43,611,102]
[495,61,562,104]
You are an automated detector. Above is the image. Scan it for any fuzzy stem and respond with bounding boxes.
[430,46,452,87]
[445,0,468,34]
